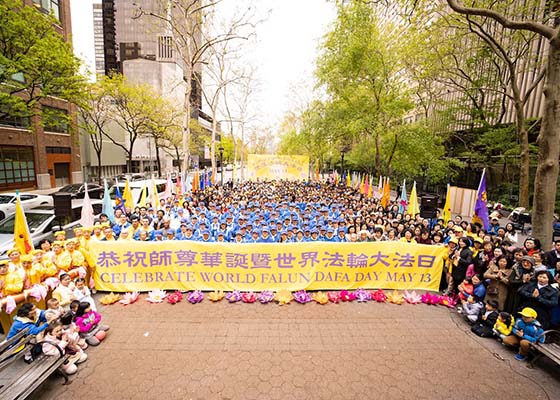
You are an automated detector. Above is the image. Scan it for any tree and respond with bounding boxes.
[78,79,112,182]
[0,0,85,123]
[133,0,255,173]
[102,74,169,173]
[445,0,559,245]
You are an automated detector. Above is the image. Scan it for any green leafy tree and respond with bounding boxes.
[0,0,84,124]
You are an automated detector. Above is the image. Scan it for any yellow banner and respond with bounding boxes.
[246,154,309,181]
[90,241,445,292]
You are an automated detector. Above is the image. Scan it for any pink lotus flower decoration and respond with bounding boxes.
[75,266,87,279]
[167,291,183,304]
[44,277,60,290]
[293,290,313,304]
[328,291,341,303]
[371,289,387,302]
[403,290,422,304]
[187,290,203,304]
[355,289,371,302]
[340,290,356,302]
[242,291,257,303]
[5,296,16,314]
[421,292,440,305]
[258,290,275,304]
[28,284,47,302]
[226,290,242,303]
[439,294,458,308]
[119,291,140,305]
[146,289,167,303]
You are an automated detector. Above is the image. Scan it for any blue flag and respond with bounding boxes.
[472,169,489,230]
[114,179,125,213]
[398,179,408,214]
[102,179,115,223]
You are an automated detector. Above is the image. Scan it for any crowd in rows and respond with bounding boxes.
[1,180,559,364]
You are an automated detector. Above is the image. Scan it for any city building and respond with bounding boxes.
[0,0,82,190]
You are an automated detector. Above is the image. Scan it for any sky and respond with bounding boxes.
[218,0,337,128]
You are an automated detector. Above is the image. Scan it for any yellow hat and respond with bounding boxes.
[453,226,464,232]
[0,259,9,266]
[52,241,65,247]
[65,238,77,245]
[55,230,66,237]
[31,249,44,255]
[73,227,83,233]
[474,237,483,244]
[518,307,537,318]
[21,254,33,263]
[93,224,102,229]
[449,238,459,245]
[7,248,20,256]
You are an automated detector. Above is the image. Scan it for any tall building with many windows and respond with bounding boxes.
[0,0,82,190]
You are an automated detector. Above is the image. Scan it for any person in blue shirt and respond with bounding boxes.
[7,303,48,339]
[323,227,337,242]
[503,307,545,361]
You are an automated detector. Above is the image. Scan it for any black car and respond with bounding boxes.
[54,183,104,199]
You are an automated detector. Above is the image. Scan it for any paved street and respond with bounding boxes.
[30,293,560,400]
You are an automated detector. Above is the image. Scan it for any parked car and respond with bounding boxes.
[0,193,53,221]
[53,183,104,200]
[0,200,102,259]
[225,164,234,171]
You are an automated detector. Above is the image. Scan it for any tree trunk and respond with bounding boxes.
[517,108,530,208]
[96,150,102,184]
[175,146,182,174]
[182,67,193,173]
[154,138,162,176]
[532,38,560,246]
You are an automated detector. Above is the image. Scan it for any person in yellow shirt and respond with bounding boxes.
[65,239,86,270]
[7,248,22,274]
[0,260,24,296]
[54,230,66,242]
[399,229,417,244]
[80,227,93,251]
[32,249,57,278]
[52,241,72,272]
[92,224,104,241]
[20,254,43,289]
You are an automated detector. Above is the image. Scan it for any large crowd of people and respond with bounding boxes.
[1,179,559,365]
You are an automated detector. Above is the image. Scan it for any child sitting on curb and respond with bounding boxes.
[493,312,515,341]
[459,294,484,324]
[502,307,545,361]
[471,299,499,337]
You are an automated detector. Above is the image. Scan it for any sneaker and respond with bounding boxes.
[514,354,526,361]
[86,336,100,346]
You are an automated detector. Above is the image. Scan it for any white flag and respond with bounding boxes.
[80,183,95,227]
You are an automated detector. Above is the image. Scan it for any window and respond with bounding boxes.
[33,0,60,21]
[46,146,71,154]
[0,146,35,187]
[43,106,69,134]
[157,36,173,61]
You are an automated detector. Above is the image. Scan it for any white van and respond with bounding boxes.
[108,179,167,208]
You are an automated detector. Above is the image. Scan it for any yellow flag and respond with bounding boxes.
[381,178,391,208]
[14,192,34,254]
[442,184,452,224]
[138,182,147,208]
[408,181,420,216]
[151,177,160,209]
[123,178,134,209]
[346,172,351,186]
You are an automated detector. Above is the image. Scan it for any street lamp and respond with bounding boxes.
[340,149,346,177]
[219,145,224,185]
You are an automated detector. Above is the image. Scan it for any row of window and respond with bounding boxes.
[33,0,60,22]
[0,147,35,185]
[0,105,69,133]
